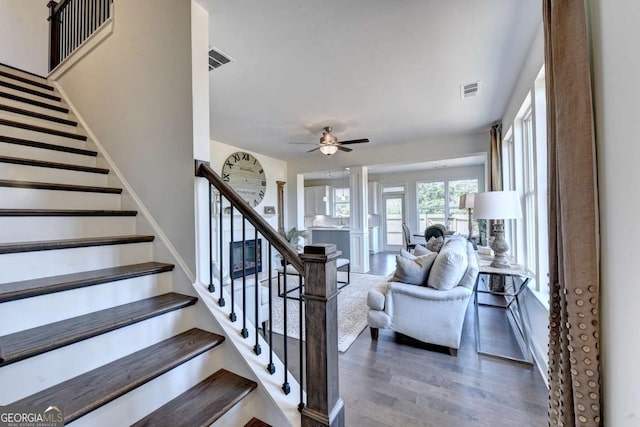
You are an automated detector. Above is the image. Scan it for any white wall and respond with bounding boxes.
[590,1,640,425]
[0,0,49,75]
[56,0,197,273]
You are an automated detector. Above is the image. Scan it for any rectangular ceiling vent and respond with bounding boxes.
[209,46,234,71]
[460,81,481,99]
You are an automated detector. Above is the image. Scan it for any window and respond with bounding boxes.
[333,188,350,217]
[522,109,537,274]
[417,179,478,235]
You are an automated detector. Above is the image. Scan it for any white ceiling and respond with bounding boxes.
[198,0,541,163]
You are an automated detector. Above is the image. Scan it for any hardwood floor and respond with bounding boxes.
[266,252,548,426]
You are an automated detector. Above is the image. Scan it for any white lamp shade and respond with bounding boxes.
[459,193,475,209]
[472,191,523,220]
[320,145,339,156]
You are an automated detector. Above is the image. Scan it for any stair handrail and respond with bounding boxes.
[196,161,303,274]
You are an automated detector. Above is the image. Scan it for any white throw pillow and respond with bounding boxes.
[400,248,417,260]
[427,243,468,290]
[426,236,444,252]
[413,244,433,256]
[391,253,437,286]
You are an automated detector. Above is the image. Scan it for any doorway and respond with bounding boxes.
[382,193,404,252]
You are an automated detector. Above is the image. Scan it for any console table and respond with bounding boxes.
[474,256,534,364]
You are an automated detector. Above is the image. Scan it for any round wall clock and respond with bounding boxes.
[221,151,267,207]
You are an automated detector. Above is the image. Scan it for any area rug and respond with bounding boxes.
[265,272,387,352]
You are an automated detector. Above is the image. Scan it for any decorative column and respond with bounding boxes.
[348,166,369,273]
[300,244,345,427]
[277,180,286,235]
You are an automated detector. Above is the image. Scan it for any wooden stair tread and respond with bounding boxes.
[0,155,108,174]
[11,329,225,424]
[0,262,172,303]
[0,179,121,194]
[0,62,48,82]
[0,135,96,156]
[0,70,54,91]
[0,118,85,141]
[132,369,257,427]
[0,80,60,101]
[0,90,68,113]
[245,417,272,427]
[0,293,197,366]
[0,104,77,126]
[0,209,137,217]
[0,235,154,255]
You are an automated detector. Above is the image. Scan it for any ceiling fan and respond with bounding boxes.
[289,126,369,156]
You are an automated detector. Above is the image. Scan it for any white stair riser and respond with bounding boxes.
[0,242,153,283]
[0,85,65,110]
[0,124,86,150]
[71,344,223,427]
[0,108,79,134]
[0,163,108,187]
[0,97,72,120]
[0,272,172,335]
[0,142,97,167]
[0,216,136,243]
[0,187,121,210]
[0,65,49,85]
[0,75,57,97]
[0,307,196,404]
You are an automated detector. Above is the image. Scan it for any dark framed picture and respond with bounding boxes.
[263,206,276,215]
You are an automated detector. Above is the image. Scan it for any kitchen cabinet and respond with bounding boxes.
[368,226,380,254]
[368,182,379,215]
[310,228,350,259]
[304,186,330,215]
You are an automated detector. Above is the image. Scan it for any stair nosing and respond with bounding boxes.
[0,209,137,217]
[0,135,97,157]
[0,90,68,113]
[0,104,77,127]
[0,155,109,174]
[0,62,48,81]
[0,235,155,255]
[0,262,172,303]
[0,293,197,366]
[132,369,257,427]
[0,179,121,194]
[11,329,225,424]
[0,80,60,101]
[0,70,54,91]
[0,118,85,141]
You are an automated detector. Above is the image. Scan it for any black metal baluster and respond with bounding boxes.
[267,243,275,374]
[63,6,68,61]
[253,228,261,354]
[82,0,87,42]
[218,194,225,307]
[282,266,290,394]
[298,273,305,411]
[229,206,236,322]
[74,0,79,50]
[208,186,214,293]
[240,220,248,338]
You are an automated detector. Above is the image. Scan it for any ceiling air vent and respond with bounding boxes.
[208,46,234,71]
[460,81,481,99]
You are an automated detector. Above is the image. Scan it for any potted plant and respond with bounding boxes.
[280,227,308,253]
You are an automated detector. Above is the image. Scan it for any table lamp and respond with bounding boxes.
[459,193,475,240]
[472,191,522,268]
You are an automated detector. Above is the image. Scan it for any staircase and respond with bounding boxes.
[0,63,269,426]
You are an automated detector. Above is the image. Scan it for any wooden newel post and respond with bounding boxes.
[300,244,345,427]
[47,1,59,71]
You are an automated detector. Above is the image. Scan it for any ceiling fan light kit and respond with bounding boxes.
[320,145,339,156]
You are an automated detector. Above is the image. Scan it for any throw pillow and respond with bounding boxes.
[426,236,444,252]
[413,244,433,256]
[400,248,417,260]
[391,253,438,286]
[427,243,468,290]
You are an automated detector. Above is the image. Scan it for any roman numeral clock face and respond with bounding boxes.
[221,152,267,207]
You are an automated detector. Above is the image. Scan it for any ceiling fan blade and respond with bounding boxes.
[339,138,369,145]
[306,147,321,153]
[337,145,353,152]
[289,142,317,145]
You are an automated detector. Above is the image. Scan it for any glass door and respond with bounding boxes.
[383,194,404,252]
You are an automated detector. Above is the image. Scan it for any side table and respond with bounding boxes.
[474,256,534,364]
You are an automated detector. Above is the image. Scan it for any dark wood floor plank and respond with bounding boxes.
[132,369,257,427]
[0,80,60,101]
[0,135,95,156]
[245,417,272,427]
[0,155,108,174]
[0,104,76,126]
[0,293,197,366]
[0,118,85,140]
[0,70,54,91]
[0,91,68,113]
[0,262,172,303]
[0,209,137,217]
[11,329,225,424]
[0,235,154,255]
[0,179,121,194]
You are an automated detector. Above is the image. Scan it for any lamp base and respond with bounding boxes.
[490,222,511,269]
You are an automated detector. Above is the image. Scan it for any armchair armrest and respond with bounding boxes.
[387,281,472,302]
[366,281,389,310]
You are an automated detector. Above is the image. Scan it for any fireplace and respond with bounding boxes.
[230,239,262,279]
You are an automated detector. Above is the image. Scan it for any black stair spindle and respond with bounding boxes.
[208,186,214,293]
[229,206,236,322]
[267,243,275,374]
[218,193,225,307]
[240,220,248,338]
[298,273,305,412]
[253,228,261,355]
[282,267,290,395]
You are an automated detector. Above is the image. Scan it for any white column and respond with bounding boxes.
[348,166,370,273]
